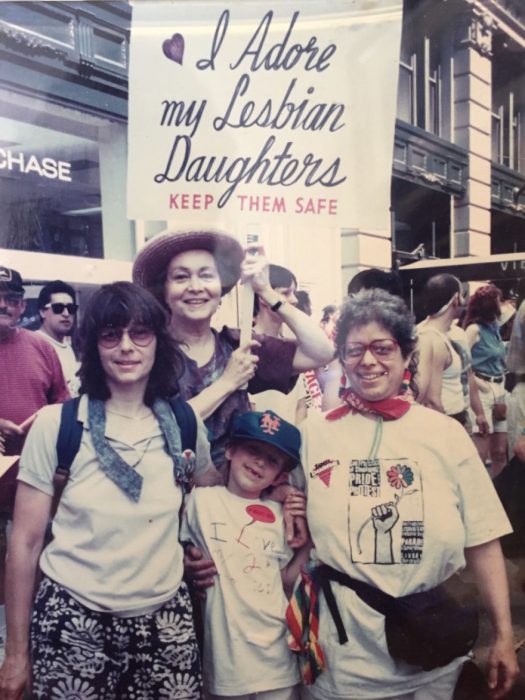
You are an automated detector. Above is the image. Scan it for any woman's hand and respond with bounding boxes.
[183,544,217,598]
[240,249,271,297]
[0,651,30,700]
[220,340,260,392]
[486,634,520,699]
[0,420,23,454]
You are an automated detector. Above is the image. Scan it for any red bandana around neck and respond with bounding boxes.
[326,370,414,422]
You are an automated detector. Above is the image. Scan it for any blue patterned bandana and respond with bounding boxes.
[88,398,195,501]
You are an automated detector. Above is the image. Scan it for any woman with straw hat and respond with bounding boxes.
[133,229,333,473]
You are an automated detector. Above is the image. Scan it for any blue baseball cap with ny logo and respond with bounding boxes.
[230,410,301,466]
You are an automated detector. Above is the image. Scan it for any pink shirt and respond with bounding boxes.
[0,328,69,511]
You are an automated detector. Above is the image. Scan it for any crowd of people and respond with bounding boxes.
[0,231,523,700]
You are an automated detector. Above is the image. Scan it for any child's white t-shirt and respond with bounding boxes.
[180,485,300,695]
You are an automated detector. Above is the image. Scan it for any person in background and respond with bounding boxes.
[252,264,299,338]
[181,410,310,700]
[297,289,517,700]
[416,274,488,434]
[347,268,404,298]
[0,282,219,700]
[506,277,525,461]
[133,230,333,472]
[0,266,69,657]
[250,264,310,424]
[464,284,508,477]
[295,290,312,317]
[36,280,80,396]
[319,304,338,342]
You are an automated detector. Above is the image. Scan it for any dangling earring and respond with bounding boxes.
[401,368,411,394]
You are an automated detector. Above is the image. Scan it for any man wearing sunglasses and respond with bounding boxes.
[0,266,69,656]
[36,280,80,396]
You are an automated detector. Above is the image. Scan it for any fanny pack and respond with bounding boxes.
[318,565,479,671]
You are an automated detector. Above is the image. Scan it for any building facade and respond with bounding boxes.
[0,0,133,294]
[392,0,525,269]
[0,0,524,303]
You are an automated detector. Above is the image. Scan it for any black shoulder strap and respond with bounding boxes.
[169,397,198,452]
[52,396,82,515]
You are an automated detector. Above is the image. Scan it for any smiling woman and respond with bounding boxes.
[133,229,334,473]
[0,282,221,700]
[295,289,519,700]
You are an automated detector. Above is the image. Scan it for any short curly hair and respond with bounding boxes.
[335,289,416,359]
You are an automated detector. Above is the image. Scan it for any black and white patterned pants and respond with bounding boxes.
[30,576,202,700]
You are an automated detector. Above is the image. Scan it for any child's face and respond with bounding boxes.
[226,440,289,499]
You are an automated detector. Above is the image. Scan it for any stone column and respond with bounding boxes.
[453,1,497,256]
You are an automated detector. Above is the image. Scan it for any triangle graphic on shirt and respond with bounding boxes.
[318,467,333,487]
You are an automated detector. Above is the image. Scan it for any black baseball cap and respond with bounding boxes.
[0,266,24,294]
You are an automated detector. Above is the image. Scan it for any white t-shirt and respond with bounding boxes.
[300,404,512,699]
[180,486,300,695]
[18,395,212,615]
[35,329,80,396]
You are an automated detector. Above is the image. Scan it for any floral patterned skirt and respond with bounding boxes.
[30,576,202,700]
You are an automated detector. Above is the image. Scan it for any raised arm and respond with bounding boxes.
[0,483,52,700]
[243,252,334,372]
[465,540,519,699]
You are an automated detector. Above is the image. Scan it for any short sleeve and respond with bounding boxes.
[18,404,63,496]
[249,335,297,394]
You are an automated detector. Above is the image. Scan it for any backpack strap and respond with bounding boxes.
[168,396,198,453]
[52,396,82,515]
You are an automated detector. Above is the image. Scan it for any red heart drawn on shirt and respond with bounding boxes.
[162,33,184,65]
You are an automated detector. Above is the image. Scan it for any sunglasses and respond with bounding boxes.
[342,339,399,362]
[44,303,78,315]
[0,292,23,306]
[98,327,155,349]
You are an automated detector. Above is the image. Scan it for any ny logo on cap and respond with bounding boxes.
[0,267,14,282]
[260,412,281,435]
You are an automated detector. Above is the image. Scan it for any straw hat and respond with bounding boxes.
[132,229,244,296]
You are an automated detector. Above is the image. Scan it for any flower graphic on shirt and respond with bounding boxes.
[387,464,414,490]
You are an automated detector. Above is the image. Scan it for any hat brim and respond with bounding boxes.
[229,430,301,467]
[133,229,244,296]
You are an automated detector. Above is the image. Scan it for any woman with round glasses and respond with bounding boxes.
[0,282,219,700]
[296,289,517,700]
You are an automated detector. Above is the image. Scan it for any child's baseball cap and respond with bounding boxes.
[230,410,301,467]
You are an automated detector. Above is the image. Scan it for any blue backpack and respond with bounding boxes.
[52,396,197,511]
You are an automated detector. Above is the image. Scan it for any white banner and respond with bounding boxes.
[127,0,402,232]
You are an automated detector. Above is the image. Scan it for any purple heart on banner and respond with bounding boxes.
[162,33,184,65]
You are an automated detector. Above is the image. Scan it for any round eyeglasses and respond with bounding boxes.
[342,339,399,363]
[98,327,155,349]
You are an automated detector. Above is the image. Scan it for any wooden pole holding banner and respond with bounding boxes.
[239,231,260,389]
[239,231,260,347]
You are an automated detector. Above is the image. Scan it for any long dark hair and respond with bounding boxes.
[78,282,184,404]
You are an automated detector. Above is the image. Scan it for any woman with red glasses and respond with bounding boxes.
[0,282,220,700]
[293,289,517,700]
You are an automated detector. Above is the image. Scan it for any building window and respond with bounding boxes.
[398,44,417,125]
[0,109,104,257]
[426,38,441,137]
[397,34,445,138]
[492,93,522,172]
